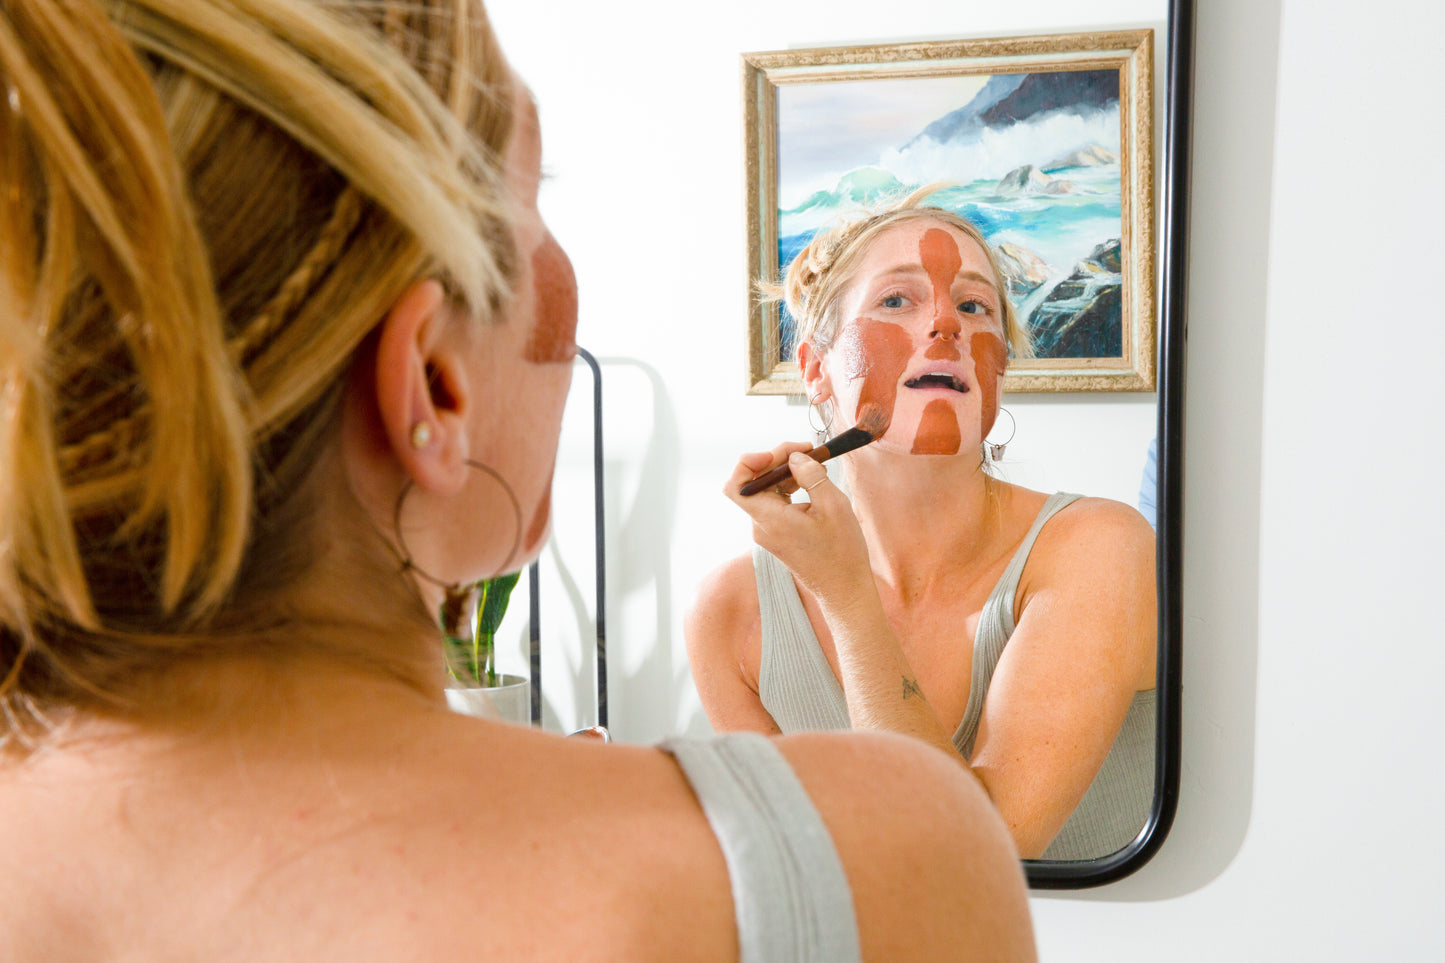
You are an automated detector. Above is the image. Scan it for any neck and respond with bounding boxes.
[844,447,1002,598]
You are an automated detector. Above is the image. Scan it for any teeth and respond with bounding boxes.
[904,372,968,392]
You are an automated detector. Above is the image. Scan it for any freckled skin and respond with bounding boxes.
[523,238,578,364]
[971,331,1008,439]
[911,399,961,455]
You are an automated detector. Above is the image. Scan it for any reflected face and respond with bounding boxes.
[470,79,577,568]
[818,220,1007,457]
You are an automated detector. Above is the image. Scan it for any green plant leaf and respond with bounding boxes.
[478,570,521,637]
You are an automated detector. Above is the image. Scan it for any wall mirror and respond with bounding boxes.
[1021,0,1188,889]
[734,0,1189,889]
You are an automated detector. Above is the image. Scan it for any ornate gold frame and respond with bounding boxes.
[743,30,1156,395]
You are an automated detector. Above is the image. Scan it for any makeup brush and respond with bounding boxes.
[739,403,890,497]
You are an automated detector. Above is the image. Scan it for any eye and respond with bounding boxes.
[880,291,909,309]
[958,298,991,315]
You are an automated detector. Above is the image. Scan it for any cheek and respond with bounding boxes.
[835,318,912,429]
[971,331,1008,438]
[522,470,553,554]
[523,238,578,364]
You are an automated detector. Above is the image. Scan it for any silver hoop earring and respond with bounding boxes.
[392,458,524,638]
[807,395,833,441]
[986,407,1016,461]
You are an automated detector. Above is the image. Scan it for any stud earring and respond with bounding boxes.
[410,421,433,450]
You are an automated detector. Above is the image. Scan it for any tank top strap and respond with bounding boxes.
[662,733,861,962]
[753,547,851,732]
[954,491,1083,757]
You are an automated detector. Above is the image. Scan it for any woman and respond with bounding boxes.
[0,1,1035,957]
[687,193,1157,861]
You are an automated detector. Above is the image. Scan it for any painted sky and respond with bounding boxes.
[777,74,989,209]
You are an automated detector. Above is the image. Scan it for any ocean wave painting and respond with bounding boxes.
[775,68,1126,365]
[744,31,1156,394]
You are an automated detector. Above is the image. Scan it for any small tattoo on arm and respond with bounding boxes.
[902,677,925,701]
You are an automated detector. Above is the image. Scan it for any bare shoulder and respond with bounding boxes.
[774,731,1037,961]
[1025,494,1155,586]
[1046,494,1153,548]
[684,551,761,658]
[1016,494,1157,685]
[419,727,742,961]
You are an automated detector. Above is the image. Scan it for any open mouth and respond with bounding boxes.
[904,372,969,393]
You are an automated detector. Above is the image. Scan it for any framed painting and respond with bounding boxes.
[743,29,1156,394]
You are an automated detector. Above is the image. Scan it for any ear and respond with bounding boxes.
[797,341,832,405]
[373,279,473,495]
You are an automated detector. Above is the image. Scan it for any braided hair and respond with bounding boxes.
[0,0,516,740]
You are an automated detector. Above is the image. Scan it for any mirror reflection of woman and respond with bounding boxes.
[0,2,1037,957]
[688,192,1157,860]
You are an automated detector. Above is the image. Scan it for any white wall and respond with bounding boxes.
[488,0,1445,956]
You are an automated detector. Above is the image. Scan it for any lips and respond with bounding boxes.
[904,371,969,393]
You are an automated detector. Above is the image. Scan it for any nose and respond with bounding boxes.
[930,303,961,341]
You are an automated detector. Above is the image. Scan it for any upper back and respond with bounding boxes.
[0,708,1034,961]
[0,713,737,961]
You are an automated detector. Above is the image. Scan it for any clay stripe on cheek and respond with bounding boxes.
[971,331,1008,439]
[837,318,911,429]
[523,238,578,363]
[911,398,961,455]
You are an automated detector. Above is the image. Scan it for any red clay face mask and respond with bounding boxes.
[524,237,578,364]
[911,399,961,455]
[912,228,969,453]
[835,318,911,434]
[971,330,1007,439]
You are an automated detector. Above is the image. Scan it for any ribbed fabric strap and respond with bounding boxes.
[755,547,851,732]
[955,491,1083,757]
[661,733,861,963]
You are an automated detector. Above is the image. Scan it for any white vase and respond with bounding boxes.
[445,673,532,726]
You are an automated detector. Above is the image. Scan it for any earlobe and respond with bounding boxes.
[373,279,472,493]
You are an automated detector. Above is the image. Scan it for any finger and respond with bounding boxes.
[727,441,815,499]
[787,450,834,501]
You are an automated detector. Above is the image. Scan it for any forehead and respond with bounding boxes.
[854,218,990,276]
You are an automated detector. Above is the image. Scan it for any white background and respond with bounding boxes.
[484,0,1445,956]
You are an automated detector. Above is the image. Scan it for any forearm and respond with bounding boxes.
[817,590,967,762]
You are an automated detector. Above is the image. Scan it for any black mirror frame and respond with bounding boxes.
[1024,0,1192,890]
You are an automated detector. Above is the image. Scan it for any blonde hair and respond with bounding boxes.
[0,0,516,738]
[766,185,1033,362]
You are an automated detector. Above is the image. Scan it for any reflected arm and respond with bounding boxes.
[968,497,1157,857]
[685,554,783,735]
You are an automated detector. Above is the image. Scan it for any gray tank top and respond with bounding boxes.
[755,491,1156,861]
[661,733,860,963]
